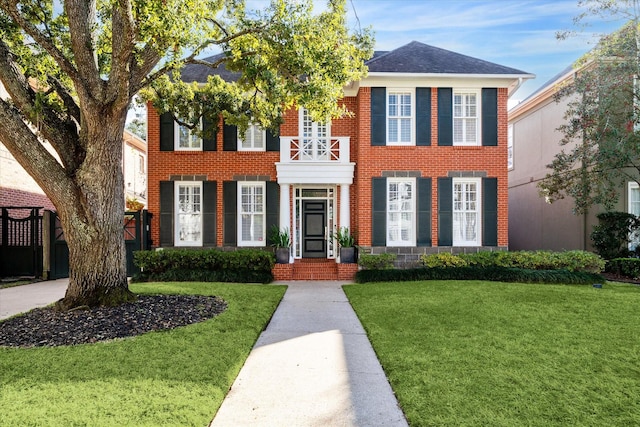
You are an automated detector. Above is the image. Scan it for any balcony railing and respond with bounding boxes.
[280,137,350,163]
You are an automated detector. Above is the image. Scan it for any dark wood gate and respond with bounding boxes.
[0,207,43,278]
[49,210,152,279]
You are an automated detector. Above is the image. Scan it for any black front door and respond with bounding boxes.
[302,200,326,258]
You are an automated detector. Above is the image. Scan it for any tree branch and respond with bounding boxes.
[108,0,136,108]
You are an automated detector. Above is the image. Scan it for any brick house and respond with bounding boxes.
[147,41,532,279]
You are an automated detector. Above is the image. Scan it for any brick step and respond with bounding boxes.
[292,260,338,280]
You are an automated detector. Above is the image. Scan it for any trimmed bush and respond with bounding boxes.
[133,249,275,283]
[421,250,605,273]
[591,211,640,259]
[606,258,640,279]
[355,266,604,285]
[358,253,397,270]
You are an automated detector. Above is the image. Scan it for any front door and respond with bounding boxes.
[302,200,326,258]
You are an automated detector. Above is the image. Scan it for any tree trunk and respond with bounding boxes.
[54,107,136,310]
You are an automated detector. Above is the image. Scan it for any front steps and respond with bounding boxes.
[272,259,358,281]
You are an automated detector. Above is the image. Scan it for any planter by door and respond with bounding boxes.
[275,247,290,264]
[339,247,356,263]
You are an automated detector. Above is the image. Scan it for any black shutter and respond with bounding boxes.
[223,181,237,245]
[266,182,279,245]
[223,123,237,151]
[417,178,432,246]
[160,113,174,151]
[202,115,217,151]
[266,128,280,151]
[483,177,498,246]
[482,88,498,146]
[437,88,453,146]
[371,87,386,146]
[372,177,387,246]
[203,181,217,246]
[159,181,174,245]
[416,88,432,146]
[438,177,453,246]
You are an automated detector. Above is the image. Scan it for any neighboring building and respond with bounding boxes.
[147,41,532,278]
[123,131,148,208]
[508,65,639,252]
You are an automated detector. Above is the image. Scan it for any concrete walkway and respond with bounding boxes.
[210,281,408,427]
[0,279,408,426]
[0,279,67,319]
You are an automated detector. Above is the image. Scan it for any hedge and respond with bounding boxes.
[606,258,640,279]
[132,249,275,283]
[355,266,604,285]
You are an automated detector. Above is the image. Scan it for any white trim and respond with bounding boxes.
[237,181,266,247]
[453,89,481,146]
[628,181,640,250]
[276,162,355,185]
[508,124,514,170]
[386,88,415,146]
[386,177,416,247]
[174,181,203,247]
[452,177,482,246]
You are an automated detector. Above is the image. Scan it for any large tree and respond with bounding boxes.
[540,0,640,214]
[0,0,372,309]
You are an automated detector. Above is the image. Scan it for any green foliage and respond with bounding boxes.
[358,253,397,270]
[591,211,640,259]
[421,252,468,268]
[606,257,640,279]
[133,249,275,283]
[269,225,291,248]
[355,266,604,285]
[332,226,356,247]
[539,21,640,214]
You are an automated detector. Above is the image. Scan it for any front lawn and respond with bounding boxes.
[344,281,640,426]
[0,282,286,426]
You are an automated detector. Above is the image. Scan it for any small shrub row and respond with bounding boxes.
[355,266,604,285]
[358,253,397,270]
[132,249,275,283]
[606,258,640,279]
[420,250,605,273]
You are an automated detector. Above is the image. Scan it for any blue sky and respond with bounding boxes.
[331,0,628,102]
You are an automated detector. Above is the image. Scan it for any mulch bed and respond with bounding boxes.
[0,294,227,349]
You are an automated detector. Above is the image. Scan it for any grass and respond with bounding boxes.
[0,282,286,427]
[344,281,640,426]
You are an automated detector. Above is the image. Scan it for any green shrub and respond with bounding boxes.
[133,249,275,283]
[591,211,640,259]
[420,252,468,268]
[358,253,397,270]
[355,266,603,285]
[457,250,604,273]
[606,258,640,279]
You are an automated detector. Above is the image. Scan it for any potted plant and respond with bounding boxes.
[333,226,357,263]
[269,225,291,264]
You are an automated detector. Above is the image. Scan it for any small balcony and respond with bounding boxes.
[276,136,354,185]
[280,137,351,163]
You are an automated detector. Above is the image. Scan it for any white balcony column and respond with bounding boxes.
[338,137,350,163]
[339,184,350,230]
[280,137,291,163]
[279,184,291,232]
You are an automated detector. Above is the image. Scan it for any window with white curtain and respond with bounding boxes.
[238,182,265,246]
[387,178,415,246]
[453,178,481,246]
[175,182,202,246]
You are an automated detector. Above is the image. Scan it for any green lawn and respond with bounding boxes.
[0,282,286,427]
[344,281,640,426]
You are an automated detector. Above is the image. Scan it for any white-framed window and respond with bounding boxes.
[299,108,331,160]
[453,90,480,146]
[238,124,266,151]
[175,119,202,150]
[508,124,514,170]
[628,182,640,250]
[387,90,413,145]
[175,182,202,246]
[387,178,416,246]
[238,181,266,246]
[453,178,481,246]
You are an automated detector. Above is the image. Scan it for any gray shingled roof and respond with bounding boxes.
[180,41,530,83]
[180,53,241,83]
[366,41,529,75]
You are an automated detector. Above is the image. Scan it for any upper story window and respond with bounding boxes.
[175,119,202,151]
[453,90,480,146]
[387,90,413,145]
[239,124,266,151]
[299,108,331,160]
